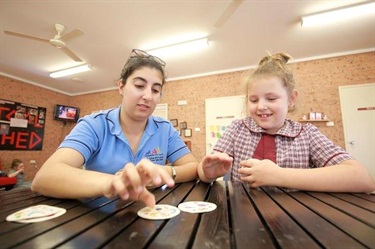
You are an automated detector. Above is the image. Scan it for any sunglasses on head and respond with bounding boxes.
[129,49,166,67]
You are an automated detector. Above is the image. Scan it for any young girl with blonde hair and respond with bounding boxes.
[198,52,375,193]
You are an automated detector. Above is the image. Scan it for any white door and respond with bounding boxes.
[339,83,375,180]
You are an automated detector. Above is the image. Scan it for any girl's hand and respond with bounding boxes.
[103,159,175,207]
[239,159,282,188]
[199,153,233,181]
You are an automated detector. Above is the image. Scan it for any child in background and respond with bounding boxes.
[198,52,375,193]
[8,159,31,188]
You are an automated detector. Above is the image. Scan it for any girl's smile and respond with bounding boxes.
[247,76,296,134]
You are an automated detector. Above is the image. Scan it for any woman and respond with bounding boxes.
[32,49,199,207]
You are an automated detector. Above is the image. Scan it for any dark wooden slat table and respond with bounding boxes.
[0,181,374,249]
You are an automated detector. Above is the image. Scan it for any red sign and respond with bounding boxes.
[0,99,46,151]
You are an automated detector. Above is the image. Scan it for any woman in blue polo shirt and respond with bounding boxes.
[32,49,199,207]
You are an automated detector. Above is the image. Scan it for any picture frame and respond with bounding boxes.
[170,119,178,127]
[180,121,187,129]
[184,128,192,137]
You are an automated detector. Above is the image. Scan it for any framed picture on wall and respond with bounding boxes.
[184,128,192,137]
[180,121,187,129]
[170,119,178,127]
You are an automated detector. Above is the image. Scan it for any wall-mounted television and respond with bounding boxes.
[53,104,80,122]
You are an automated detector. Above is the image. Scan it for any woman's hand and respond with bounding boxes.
[103,159,175,207]
[239,159,282,188]
[198,153,233,182]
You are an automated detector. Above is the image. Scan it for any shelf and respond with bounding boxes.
[299,119,330,122]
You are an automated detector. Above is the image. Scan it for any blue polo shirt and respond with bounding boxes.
[59,107,190,174]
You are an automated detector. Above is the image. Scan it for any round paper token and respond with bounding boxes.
[178,201,217,213]
[15,208,67,223]
[137,204,180,220]
[6,205,66,222]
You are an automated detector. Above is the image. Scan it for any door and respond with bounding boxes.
[339,83,375,180]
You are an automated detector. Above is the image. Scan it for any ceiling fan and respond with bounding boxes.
[214,0,245,28]
[4,23,84,62]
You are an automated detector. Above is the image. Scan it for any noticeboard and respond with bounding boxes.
[0,99,46,151]
[205,95,246,155]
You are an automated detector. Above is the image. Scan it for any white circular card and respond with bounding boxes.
[178,201,217,213]
[6,205,66,223]
[137,204,180,220]
[15,208,66,223]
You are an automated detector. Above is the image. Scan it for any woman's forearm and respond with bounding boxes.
[32,162,112,199]
[172,162,198,183]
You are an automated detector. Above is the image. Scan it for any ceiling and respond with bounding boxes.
[0,0,374,96]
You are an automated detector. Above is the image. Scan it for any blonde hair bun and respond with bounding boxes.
[259,52,292,66]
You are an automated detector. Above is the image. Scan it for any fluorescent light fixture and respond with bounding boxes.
[146,38,209,58]
[50,64,92,78]
[301,1,375,27]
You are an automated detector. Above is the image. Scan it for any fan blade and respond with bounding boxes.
[59,46,82,62]
[4,30,50,43]
[60,29,84,42]
[214,0,244,28]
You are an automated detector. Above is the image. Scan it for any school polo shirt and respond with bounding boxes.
[213,117,352,185]
[59,107,189,174]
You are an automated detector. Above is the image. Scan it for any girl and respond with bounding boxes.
[32,49,199,206]
[198,52,375,193]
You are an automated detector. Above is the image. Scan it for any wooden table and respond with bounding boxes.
[1,181,374,249]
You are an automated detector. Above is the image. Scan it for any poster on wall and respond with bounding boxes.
[205,95,246,155]
[0,99,46,151]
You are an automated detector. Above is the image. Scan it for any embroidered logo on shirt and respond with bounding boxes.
[145,146,164,163]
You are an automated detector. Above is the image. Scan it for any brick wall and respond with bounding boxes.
[160,52,375,160]
[0,78,76,180]
[1,51,374,180]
